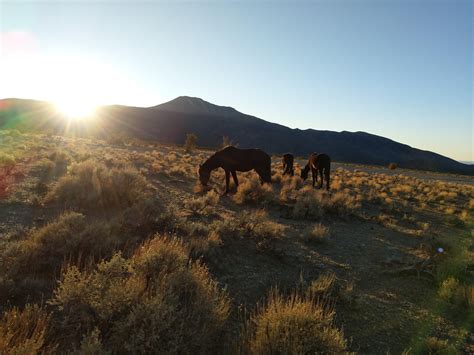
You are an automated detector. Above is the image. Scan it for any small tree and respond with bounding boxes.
[184,133,197,153]
[222,136,231,148]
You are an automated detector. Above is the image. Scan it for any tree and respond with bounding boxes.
[184,133,197,153]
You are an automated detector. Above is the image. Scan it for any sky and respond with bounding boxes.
[0,0,472,161]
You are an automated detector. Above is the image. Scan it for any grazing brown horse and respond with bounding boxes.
[301,153,331,190]
[282,153,294,176]
[198,146,272,194]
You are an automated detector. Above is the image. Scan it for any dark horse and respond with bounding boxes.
[282,153,294,176]
[198,146,272,194]
[301,153,331,190]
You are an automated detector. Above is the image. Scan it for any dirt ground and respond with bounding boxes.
[0,133,472,353]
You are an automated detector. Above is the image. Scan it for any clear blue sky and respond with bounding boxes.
[1,0,472,161]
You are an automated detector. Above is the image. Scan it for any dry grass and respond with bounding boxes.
[302,223,330,243]
[184,189,219,215]
[0,304,54,354]
[242,288,346,353]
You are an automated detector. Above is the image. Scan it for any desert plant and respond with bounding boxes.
[0,304,54,354]
[1,212,121,283]
[302,223,329,243]
[49,235,230,353]
[184,133,197,153]
[242,288,346,353]
[234,176,274,205]
[293,187,324,219]
[44,160,151,209]
[184,190,220,215]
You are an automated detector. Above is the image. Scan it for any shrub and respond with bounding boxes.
[302,223,329,243]
[438,277,469,306]
[1,212,121,282]
[49,236,230,353]
[0,304,54,354]
[234,176,274,205]
[188,230,223,259]
[324,191,358,217]
[305,273,337,300]
[184,133,197,153]
[45,160,151,209]
[184,190,220,215]
[0,152,15,172]
[242,288,346,353]
[388,162,397,170]
[424,337,457,354]
[293,187,323,219]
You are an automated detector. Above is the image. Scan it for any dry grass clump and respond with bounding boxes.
[0,152,15,172]
[279,175,303,202]
[0,304,54,354]
[424,337,457,354]
[184,190,219,215]
[324,191,358,216]
[49,236,230,353]
[234,176,274,205]
[242,288,346,353]
[293,188,358,219]
[45,160,151,209]
[438,277,471,306]
[237,210,285,241]
[188,230,223,259]
[305,273,338,300]
[293,187,324,219]
[302,223,329,243]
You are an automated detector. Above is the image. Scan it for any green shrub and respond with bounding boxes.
[49,235,230,353]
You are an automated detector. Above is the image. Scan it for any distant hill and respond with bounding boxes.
[1,97,473,175]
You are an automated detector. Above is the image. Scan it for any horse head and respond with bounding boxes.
[198,163,210,186]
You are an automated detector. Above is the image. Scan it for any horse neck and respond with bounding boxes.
[203,154,221,172]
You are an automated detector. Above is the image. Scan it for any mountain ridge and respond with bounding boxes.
[0,97,472,175]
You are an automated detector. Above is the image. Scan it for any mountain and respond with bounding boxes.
[1,97,473,175]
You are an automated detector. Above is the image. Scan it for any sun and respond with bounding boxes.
[55,99,97,120]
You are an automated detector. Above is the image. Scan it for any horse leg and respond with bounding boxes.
[312,168,316,187]
[231,170,239,189]
[224,169,230,194]
[325,166,330,191]
[318,168,324,189]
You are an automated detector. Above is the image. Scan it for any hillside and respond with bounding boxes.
[1,97,472,175]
